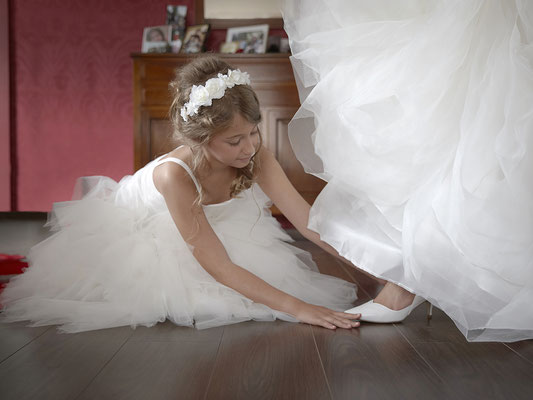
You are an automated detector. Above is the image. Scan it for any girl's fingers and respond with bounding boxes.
[329,313,361,328]
[336,311,361,319]
[328,315,352,329]
[322,321,336,329]
[324,315,344,328]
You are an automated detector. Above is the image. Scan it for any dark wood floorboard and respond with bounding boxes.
[0,325,133,400]
[0,321,51,363]
[312,324,448,400]
[206,321,331,400]
[506,340,533,364]
[411,341,533,400]
[397,304,533,400]
[76,322,224,400]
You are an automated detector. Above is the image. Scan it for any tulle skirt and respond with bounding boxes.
[0,175,357,333]
[283,0,533,342]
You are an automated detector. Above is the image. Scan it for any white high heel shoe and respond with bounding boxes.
[345,295,433,323]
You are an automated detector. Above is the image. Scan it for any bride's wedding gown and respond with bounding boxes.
[283,0,533,342]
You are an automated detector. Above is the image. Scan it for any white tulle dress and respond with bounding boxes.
[283,0,533,342]
[0,151,357,333]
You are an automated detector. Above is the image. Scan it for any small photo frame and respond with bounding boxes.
[142,25,171,53]
[220,41,239,54]
[226,24,269,54]
[169,26,183,53]
[181,24,209,54]
[166,5,187,27]
[166,5,187,38]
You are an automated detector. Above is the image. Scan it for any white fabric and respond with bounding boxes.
[0,152,356,333]
[154,156,202,193]
[283,0,533,342]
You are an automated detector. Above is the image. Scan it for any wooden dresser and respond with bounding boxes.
[131,53,325,209]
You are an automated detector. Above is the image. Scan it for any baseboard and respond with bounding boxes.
[0,211,47,220]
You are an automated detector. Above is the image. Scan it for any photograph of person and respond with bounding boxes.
[141,25,171,53]
[181,24,209,54]
[226,24,269,54]
[170,26,183,53]
[166,4,187,39]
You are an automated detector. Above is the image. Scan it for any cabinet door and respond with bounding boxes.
[137,108,178,166]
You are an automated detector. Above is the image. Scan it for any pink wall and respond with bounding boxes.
[12,0,195,211]
[10,0,286,211]
[1,0,10,211]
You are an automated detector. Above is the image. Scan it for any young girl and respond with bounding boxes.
[0,56,360,333]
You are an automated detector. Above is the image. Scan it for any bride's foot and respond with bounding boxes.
[373,282,415,310]
[344,282,429,323]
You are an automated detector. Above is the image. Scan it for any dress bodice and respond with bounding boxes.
[114,152,272,220]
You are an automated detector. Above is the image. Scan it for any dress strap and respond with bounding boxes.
[155,157,201,193]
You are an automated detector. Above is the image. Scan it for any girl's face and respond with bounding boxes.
[205,113,260,169]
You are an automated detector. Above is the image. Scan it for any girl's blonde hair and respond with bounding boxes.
[169,56,262,205]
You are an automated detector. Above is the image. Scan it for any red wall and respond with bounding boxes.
[11,0,195,211]
[1,0,10,210]
[9,0,286,211]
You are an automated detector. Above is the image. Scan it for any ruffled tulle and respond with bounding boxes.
[283,0,533,342]
[0,157,357,333]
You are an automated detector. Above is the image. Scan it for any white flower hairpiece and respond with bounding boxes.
[180,69,251,122]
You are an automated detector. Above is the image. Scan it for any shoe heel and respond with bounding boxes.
[426,302,433,320]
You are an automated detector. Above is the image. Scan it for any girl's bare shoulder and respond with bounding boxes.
[163,144,193,163]
[153,145,196,196]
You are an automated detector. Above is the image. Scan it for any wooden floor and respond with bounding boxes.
[1,221,533,399]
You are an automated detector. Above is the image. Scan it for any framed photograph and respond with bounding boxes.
[166,5,187,39]
[220,41,239,54]
[169,25,183,53]
[141,25,171,53]
[226,24,269,54]
[181,24,209,54]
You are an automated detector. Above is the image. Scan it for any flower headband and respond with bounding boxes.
[180,69,251,122]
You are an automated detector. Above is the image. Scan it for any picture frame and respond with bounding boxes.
[141,25,171,53]
[226,24,269,54]
[181,24,210,54]
[166,5,187,28]
[220,41,239,54]
[169,25,184,53]
[166,4,188,51]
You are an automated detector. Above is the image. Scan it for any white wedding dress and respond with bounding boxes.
[283,0,533,342]
[0,151,357,333]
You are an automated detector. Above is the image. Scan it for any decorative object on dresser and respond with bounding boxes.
[181,24,210,54]
[141,25,172,53]
[166,4,188,53]
[226,24,269,54]
[131,53,326,212]
[220,41,239,54]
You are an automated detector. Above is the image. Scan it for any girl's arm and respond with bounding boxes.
[257,148,386,285]
[153,161,360,330]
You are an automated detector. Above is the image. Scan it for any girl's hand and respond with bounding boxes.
[293,302,361,330]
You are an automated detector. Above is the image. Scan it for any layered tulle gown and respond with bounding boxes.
[0,152,357,333]
[283,0,533,342]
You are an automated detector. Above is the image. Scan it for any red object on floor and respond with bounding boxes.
[0,254,28,301]
[0,282,6,307]
[0,254,29,275]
